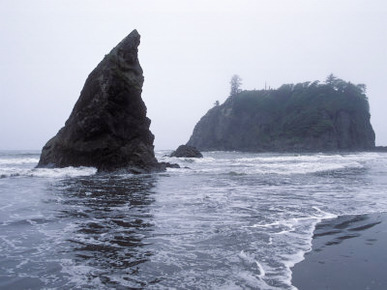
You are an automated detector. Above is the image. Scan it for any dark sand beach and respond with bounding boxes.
[292,213,387,290]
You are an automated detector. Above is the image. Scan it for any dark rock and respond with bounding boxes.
[37,30,162,173]
[160,162,181,169]
[187,80,375,152]
[372,146,387,152]
[170,145,203,158]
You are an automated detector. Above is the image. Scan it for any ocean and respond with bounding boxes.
[1,150,386,289]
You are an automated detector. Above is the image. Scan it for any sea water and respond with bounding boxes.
[0,150,386,289]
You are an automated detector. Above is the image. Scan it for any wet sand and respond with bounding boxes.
[292,213,387,290]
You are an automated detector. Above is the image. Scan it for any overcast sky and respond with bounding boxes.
[1,0,386,150]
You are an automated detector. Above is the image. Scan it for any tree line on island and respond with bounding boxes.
[186,74,375,152]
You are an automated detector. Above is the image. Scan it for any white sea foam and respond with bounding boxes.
[242,206,337,289]
[31,166,97,178]
[0,157,39,165]
[1,150,386,289]
[0,166,97,179]
[233,154,364,175]
[282,208,337,287]
[0,152,97,179]
[60,259,103,288]
[312,206,338,219]
[238,250,267,282]
[162,151,371,177]
[256,261,266,279]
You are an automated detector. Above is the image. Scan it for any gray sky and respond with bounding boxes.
[1,0,386,150]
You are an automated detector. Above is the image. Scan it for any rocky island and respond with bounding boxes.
[187,76,375,152]
[37,30,164,173]
[170,145,203,158]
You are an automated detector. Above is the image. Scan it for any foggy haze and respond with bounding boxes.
[1,0,386,150]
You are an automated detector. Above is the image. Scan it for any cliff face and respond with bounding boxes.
[187,80,375,152]
[37,30,162,173]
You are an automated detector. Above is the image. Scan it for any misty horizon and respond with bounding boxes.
[1,0,386,150]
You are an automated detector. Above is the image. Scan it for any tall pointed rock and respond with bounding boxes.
[37,30,162,173]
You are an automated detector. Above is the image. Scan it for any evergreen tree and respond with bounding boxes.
[230,74,242,96]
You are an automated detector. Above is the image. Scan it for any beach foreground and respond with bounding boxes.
[2,151,387,288]
[292,213,387,290]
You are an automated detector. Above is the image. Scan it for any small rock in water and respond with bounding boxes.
[170,145,203,158]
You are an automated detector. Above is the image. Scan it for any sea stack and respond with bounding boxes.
[37,30,162,173]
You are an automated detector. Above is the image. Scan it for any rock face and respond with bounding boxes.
[187,80,375,152]
[170,145,203,158]
[37,30,162,173]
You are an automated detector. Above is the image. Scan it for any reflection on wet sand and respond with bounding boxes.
[292,213,387,290]
[313,215,381,248]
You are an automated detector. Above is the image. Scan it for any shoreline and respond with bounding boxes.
[292,212,387,290]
